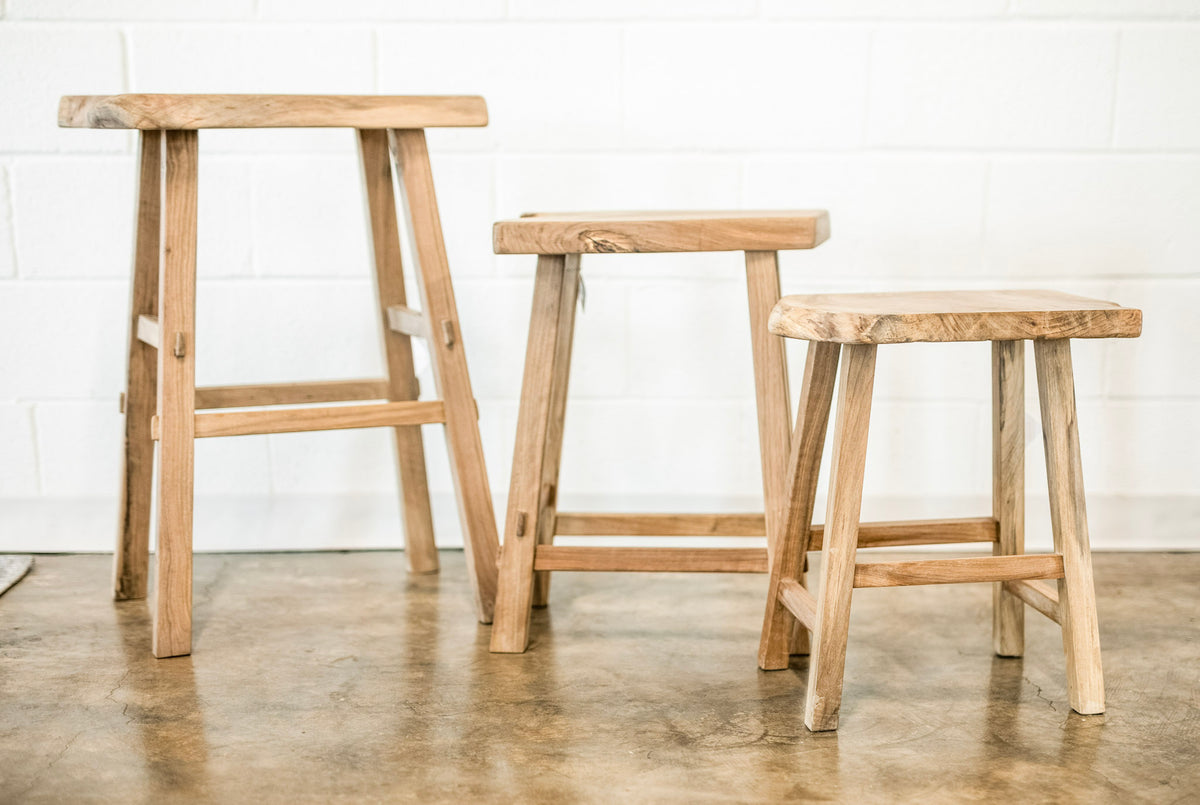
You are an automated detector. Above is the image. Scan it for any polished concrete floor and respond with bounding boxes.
[1,551,1197,803]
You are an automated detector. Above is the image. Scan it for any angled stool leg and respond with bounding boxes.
[358,129,438,575]
[759,341,839,670]
[490,256,575,653]
[744,251,810,654]
[531,256,580,609]
[992,340,1025,657]
[152,130,198,659]
[744,251,791,568]
[114,130,162,601]
[390,129,500,623]
[805,343,876,732]
[1035,339,1104,715]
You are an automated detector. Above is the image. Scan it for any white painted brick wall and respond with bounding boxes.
[1,5,1197,552]
[868,26,1119,148]
[378,24,625,152]
[623,25,871,150]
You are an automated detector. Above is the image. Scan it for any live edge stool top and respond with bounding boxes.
[770,289,1142,344]
[493,210,830,255]
[58,94,488,130]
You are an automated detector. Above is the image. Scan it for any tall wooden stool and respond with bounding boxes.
[488,211,831,653]
[60,94,500,658]
[758,290,1141,731]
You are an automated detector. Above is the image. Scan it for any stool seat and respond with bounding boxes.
[57,94,488,130]
[65,95,500,658]
[770,289,1142,344]
[492,210,830,255]
[760,286,1142,730]
[489,212,833,654]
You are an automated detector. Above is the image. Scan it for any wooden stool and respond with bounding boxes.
[60,94,500,658]
[758,289,1142,731]
[488,210,831,653]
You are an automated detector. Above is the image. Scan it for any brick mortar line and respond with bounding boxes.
[5,18,1200,26]
[7,151,1200,159]
[13,396,1200,408]
[0,277,1195,286]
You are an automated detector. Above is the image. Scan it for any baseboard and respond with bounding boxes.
[1,493,1196,553]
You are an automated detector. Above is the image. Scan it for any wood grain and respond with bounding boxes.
[493,210,830,254]
[490,256,570,653]
[392,128,499,622]
[1004,579,1061,624]
[193,379,390,410]
[359,128,438,575]
[555,513,997,547]
[770,289,1143,344]
[152,129,198,659]
[532,256,580,608]
[1035,339,1105,715]
[532,547,766,573]
[853,554,1064,588]
[992,340,1026,657]
[777,578,818,632]
[811,517,997,549]
[744,251,791,568]
[113,130,161,602]
[59,94,488,130]
[556,512,766,537]
[805,343,876,732]
[163,401,446,439]
[758,341,840,670]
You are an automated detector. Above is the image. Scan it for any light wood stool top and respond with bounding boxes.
[492,210,830,255]
[769,289,1142,344]
[58,94,488,130]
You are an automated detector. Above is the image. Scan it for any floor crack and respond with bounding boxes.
[1024,675,1059,712]
[104,669,132,704]
[16,729,84,799]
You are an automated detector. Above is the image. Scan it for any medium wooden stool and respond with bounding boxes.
[488,210,831,653]
[758,289,1142,731]
[60,94,500,658]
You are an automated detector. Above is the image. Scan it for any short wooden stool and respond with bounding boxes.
[758,289,1142,731]
[60,94,501,658]
[488,210,831,653]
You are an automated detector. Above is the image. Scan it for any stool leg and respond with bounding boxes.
[805,343,876,732]
[744,251,791,566]
[1034,339,1104,715]
[744,251,809,654]
[152,130,198,659]
[114,130,162,601]
[358,129,438,575]
[531,257,580,608]
[759,341,839,670]
[491,256,575,653]
[390,129,500,623]
[992,340,1025,657]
